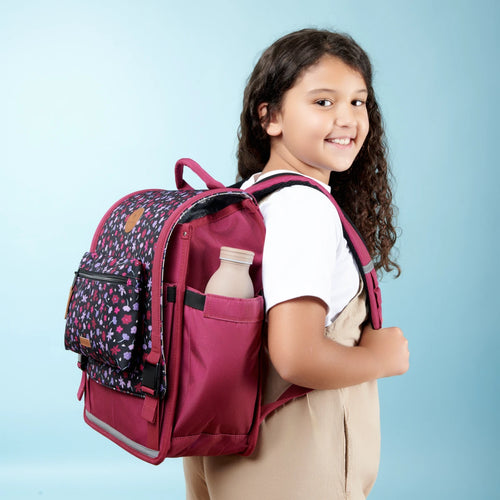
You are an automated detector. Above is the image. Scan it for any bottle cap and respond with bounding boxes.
[219,246,254,265]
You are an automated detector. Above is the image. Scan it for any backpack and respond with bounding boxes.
[64,158,382,464]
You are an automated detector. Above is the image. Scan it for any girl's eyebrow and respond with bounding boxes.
[307,88,368,95]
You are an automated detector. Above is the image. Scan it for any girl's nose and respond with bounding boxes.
[334,103,356,127]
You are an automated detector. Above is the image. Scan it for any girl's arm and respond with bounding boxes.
[267,296,409,390]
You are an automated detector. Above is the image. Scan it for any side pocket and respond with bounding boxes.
[173,287,264,438]
[64,252,143,372]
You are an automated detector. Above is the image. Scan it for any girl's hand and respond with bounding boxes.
[359,325,410,379]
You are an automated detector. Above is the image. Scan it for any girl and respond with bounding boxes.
[184,29,409,500]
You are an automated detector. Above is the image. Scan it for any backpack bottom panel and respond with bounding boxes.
[84,378,163,463]
[85,409,159,459]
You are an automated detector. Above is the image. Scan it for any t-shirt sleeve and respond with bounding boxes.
[259,185,342,314]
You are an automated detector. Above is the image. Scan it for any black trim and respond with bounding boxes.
[166,286,176,303]
[227,180,244,189]
[166,286,206,310]
[76,269,132,285]
[184,289,206,311]
[142,361,162,397]
[78,354,88,371]
[250,175,318,203]
[178,193,250,224]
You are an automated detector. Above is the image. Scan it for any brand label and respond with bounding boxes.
[124,207,145,233]
[79,336,91,348]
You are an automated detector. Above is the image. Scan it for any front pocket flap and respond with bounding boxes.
[65,252,143,371]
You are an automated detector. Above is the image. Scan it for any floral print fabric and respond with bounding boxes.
[64,252,143,371]
[65,188,200,397]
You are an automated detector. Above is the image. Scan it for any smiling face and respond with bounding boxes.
[262,55,370,184]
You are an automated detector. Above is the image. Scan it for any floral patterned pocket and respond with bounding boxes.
[64,252,143,371]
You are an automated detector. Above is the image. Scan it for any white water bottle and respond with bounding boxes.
[205,247,255,299]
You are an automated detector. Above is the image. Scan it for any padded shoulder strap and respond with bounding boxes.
[246,174,382,330]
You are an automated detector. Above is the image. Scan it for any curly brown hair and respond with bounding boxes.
[237,29,400,276]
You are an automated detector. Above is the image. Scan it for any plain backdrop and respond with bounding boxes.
[1,0,499,498]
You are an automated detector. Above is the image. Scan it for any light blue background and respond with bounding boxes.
[1,0,498,498]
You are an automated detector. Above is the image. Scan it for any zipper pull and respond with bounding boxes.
[64,272,78,319]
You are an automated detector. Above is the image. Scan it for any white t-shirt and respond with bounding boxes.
[242,171,360,326]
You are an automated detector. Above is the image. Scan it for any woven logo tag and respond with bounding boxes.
[79,336,91,348]
[124,207,145,233]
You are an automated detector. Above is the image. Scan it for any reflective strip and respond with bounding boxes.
[85,410,160,459]
[363,260,375,274]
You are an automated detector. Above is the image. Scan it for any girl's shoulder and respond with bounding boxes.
[262,183,337,213]
[242,171,342,240]
[242,171,339,218]
[259,184,343,248]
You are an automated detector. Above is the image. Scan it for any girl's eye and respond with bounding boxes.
[316,99,333,107]
[352,99,366,107]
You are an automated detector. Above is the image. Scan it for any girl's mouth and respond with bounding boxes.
[325,137,353,147]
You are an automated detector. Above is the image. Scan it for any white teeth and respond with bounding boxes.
[330,137,351,145]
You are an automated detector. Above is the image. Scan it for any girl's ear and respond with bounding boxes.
[258,103,282,137]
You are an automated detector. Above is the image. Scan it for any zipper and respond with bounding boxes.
[76,269,133,285]
[64,272,78,319]
[65,269,137,321]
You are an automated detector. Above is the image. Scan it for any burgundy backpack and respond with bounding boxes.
[64,158,382,464]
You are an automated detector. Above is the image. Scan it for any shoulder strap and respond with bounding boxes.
[242,174,383,430]
[246,174,382,330]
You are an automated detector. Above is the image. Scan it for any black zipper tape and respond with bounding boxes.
[76,269,134,285]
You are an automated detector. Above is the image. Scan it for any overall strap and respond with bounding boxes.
[246,173,382,330]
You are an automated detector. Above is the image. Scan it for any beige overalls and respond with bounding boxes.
[183,281,380,500]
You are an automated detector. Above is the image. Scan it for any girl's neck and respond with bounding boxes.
[262,149,331,185]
